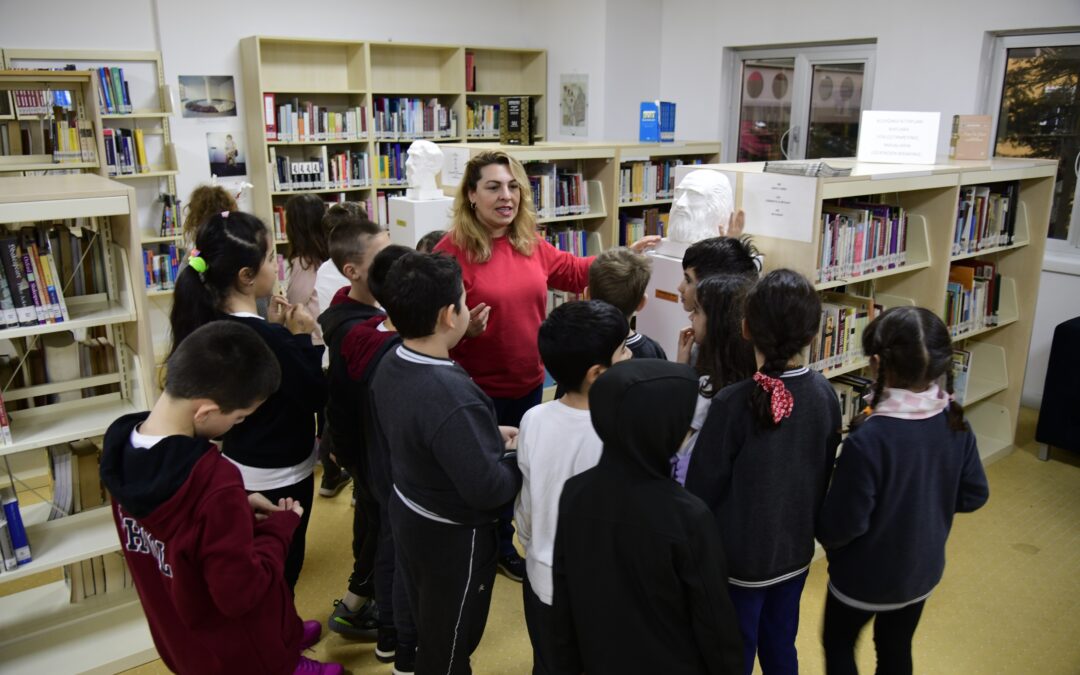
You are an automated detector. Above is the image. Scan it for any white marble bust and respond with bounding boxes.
[668,169,736,243]
[405,140,447,200]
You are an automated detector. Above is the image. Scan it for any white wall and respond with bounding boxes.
[603,0,663,140]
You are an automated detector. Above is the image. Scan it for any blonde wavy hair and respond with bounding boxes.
[449,151,537,263]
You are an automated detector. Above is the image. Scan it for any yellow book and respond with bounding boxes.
[134,128,149,173]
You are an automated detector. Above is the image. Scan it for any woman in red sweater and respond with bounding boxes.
[434,150,656,578]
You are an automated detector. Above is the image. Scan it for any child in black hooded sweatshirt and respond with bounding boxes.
[550,359,744,675]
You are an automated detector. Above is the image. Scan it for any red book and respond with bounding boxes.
[465,52,476,92]
[263,93,277,141]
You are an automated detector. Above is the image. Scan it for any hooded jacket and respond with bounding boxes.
[318,287,385,471]
[550,360,744,675]
[99,412,303,675]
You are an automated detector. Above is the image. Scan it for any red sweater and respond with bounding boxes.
[435,234,593,398]
[101,419,303,675]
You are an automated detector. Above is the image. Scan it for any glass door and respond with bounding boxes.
[735,58,795,161]
[806,62,866,158]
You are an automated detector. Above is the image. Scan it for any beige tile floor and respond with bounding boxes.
[120,407,1080,674]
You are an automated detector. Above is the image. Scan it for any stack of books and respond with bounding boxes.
[953,182,1018,256]
[946,260,1000,337]
[764,160,852,177]
[817,200,908,284]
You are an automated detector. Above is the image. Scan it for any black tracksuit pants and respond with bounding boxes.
[390,490,497,675]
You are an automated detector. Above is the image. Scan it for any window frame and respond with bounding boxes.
[725,42,877,162]
[983,31,1080,269]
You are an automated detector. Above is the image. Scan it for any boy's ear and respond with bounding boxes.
[193,401,222,424]
[438,303,458,331]
[583,363,606,388]
[636,293,647,313]
[341,260,362,281]
[582,285,590,300]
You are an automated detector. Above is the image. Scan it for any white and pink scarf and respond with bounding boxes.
[870,382,950,420]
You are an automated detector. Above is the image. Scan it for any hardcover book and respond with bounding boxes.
[949,115,992,160]
[499,96,533,145]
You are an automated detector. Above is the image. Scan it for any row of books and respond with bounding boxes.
[373,98,458,140]
[763,160,852,177]
[376,143,410,185]
[808,291,880,373]
[158,194,181,237]
[946,260,1001,337]
[951,348,972,405]
[103,127,150,175]
[953,182,1019,256]
[270,147,371,192]
[10,87,72,117]
[618,158,702,203]
[619,208,669,246]
[817,200,908,284]
[142,245,182,291]
[831,374,873,432]
[0,227,73,328]
[0,113,96,164]
[638,101,676,143]
[543,228,589,257]
[547,289,584,315]
[263,96,367,143]
[47,440,136,600]
[271,207,288,241]
[466,101,499,137]
[526,165,590,219]
[94,67,132,115]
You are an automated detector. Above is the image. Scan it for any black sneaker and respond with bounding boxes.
[326,597,378,641]
[376,625,396,663]
[393,642,416,675]
[497,553,526,582]
[319,468,352,498]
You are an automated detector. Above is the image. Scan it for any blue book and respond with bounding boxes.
[639,102,660,142]
[659,101,676,142]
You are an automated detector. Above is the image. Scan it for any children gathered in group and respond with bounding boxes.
[106,167,988,675]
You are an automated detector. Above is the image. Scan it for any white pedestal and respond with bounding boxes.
[635,248,688,361]
[387,195,453,248]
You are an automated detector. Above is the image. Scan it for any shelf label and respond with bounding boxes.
[857,111,941,164]
[741,172,817,243]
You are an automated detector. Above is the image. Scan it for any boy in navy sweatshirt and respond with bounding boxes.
[100,321,343,675]
[372,252,521,675]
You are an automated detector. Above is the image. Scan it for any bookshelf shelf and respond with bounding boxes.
[0,161,100,173]
[145,288,174,297]
[271,186,370,196]
[1,397,142,459]
[0,300,136,341]
[0,580,155,674]
[101,111,169,119]
[267,138,369,146]
[468,90,545,97]
[619,197,673,207]
[818,357,871,379]
[140,234,181,244]
[683,158,1057,465]
[539,211,608,225]
[0,507,120,583]
[264,89,367,95]
[111,169,179,180]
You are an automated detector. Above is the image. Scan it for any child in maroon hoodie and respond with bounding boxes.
[100,321,343,675]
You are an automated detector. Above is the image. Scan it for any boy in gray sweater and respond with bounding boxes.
[371,252,520,675]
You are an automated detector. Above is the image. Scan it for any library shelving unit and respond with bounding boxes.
[464,47,546,142]
[438,141,721,255]
[678,157,1056,463]
[240,36,547,229]
[2,50,180,373]
[0,173,157,673]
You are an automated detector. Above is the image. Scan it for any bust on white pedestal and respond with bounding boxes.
[390,141,454,247]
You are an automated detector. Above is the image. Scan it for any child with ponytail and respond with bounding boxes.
[685,269,841,675]
[170,211,327,592]
[818,306,989,675]
[673,274,757,485]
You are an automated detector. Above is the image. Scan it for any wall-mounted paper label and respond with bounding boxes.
[856,111,941,164]
[441,147,470,187]
[741,172,817,243]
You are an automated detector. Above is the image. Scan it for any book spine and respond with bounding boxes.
[19,243,47,324]
[1,491,31,565]
[0,389,11,446]
[0,518,16,570]
[264,93,277,140]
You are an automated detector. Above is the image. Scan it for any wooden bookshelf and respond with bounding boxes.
[3,50,183,371]
[0,173,156,672]
[681,157,1056,464]
[241,37,547,228]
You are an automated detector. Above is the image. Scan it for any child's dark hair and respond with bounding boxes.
[860,306,966,431]
[170,211,269,355]
[745,269,821,429]
[369,244,413,306]
[165,321,281,413]
[588,247,652,319]
[328,215,383,273]
[694,275,757,398]
[324,201,369,231]
[380,252,464,339]
[284,194,328,266]
[683,235,760,279]
[416,230,447,253]
[539,300,629,394]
